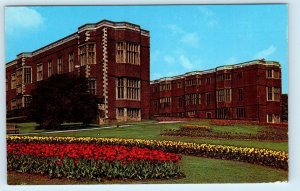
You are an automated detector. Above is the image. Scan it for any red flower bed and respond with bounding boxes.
[7,143,180,163]
[7,142,182,180]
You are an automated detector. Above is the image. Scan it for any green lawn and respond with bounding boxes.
[8,120,288,184]
[18,121,287,152]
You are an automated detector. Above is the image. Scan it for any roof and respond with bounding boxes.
[150,59,281,84]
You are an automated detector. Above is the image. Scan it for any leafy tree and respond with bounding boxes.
[29,74,98,129]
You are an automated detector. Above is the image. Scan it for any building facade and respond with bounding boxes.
[150,60,282,123]
[6,20,150,123]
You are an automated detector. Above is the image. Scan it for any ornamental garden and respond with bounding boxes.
[6,120,288,184]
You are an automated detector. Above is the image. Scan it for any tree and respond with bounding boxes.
[281,94,288,122]
[29,74,98,129]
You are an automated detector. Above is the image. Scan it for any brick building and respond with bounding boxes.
[150,60,282,123]
[6,20,150,123]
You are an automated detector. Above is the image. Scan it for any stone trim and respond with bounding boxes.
[151,60,281,84]
[102,27,109,119]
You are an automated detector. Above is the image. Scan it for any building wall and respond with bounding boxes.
[150,60,282,123]
[6,20,150,123]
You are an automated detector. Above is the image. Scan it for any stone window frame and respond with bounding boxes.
[57,56,63,74]
[36,63,43,81]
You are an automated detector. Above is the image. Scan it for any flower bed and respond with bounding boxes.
[161,128,288,141]
[180,125,212,132]
[209,120,235,126]
[7,141,182,180]
[7,136,288,170]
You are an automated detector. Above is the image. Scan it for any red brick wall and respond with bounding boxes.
[150,61,282,123]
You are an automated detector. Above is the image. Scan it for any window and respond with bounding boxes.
[16,69,23,93]
[267,87,273,101]
[23,95,32,108]
[274,114,280,123]
[179,97,184,108]
[225,89,231,102]
[127,79,140,100]
[237,107,245,119]
[187,111,196,117]
[198,93,201,104]
[206,77,211,84]
[88,44,95,64]
[117,108,124,117]
[185,78,200,86]
[116,42,140,65]
[206,93,211,105]
[217,74,224,81]
[185,94,199,105]
[267,87,280,101]
[267,114,280,123]
[48,60,52,77]
[79,46,86,66]
[266,69,280,79]
[116,42,125,63]
[216,108,230,119]
[11,73,16,89]
[225,73,231,80]
[79,44,96,66]
[218,73,231,81]
[23,67,32,84]
[116,78,140,100]
[177,82,182,88]
[266,70,273,78]
[160,97,171,108]
[274,87,280,101]
[217,89,224,102]
[68,53,74,72]
[267,114,273,123]
[117,78,125,99]
[37,63,43,81]
[88,79,96,95]
[128,108,140,118]
[273,70,280,79]
[217,89,231,102]
[237,72,243,79]
[238,89,243,101]
[16,69,22,87]
[160,82,171,91]
[57,56,63,74]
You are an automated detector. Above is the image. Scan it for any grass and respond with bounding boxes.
[21,121,287,152]
[7,120,288,184]
[14,122,102,133]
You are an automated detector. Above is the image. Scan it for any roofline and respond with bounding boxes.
[32,32,77,55]
[6,19,150,66]
[150,59,281,84]
[6,60,17,68]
